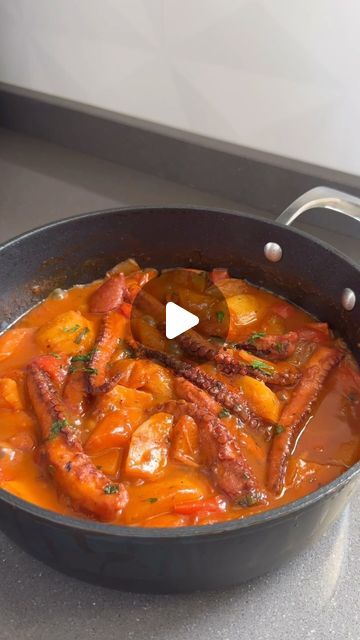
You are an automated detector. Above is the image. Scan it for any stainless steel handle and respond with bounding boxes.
[277,186,360,226]
[269,186,358,311]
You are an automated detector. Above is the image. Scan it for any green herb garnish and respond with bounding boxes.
[275,342,286,353]
[69,364,97,375]
[70,352,92,363]
[103,484,120,495]
[250,359,275,376]
[48,419,68,440]
[74,326,90,344]
[84,367,98,375]
[50,352,61,359]
[216,310,225,323]
[238,493,262,507]
[218,408,231,419]
[147,497,158,503]
[274,424,285,435]
[63,324,81,334]
[248,331,266,343]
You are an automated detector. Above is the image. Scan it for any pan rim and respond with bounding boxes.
[0,204,359,539]
[0,203,359,275]
[1,461,359,538]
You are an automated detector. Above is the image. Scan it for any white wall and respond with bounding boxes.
[1,0,360,175]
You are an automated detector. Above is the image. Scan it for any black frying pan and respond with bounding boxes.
[0,187,359,593]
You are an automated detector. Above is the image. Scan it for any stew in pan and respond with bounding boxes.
[0,259,359,527]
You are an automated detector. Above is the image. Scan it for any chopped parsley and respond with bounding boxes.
[74,326,90,344]
[84,367,98,375]
[147,497,158,503]
[70,351,93,363]
[50,352,61,359]
[274,424,285,435]
[48,419,68,440]
[216,310,225,323]
[250,359,275,376]
[63,324,80,334]
[68,363,97,375]
[248,331,266,343]
[218,408,231,419]
[103,484,120,495]
[238,493,262,507]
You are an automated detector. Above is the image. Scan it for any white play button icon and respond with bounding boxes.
[165,302,199,339]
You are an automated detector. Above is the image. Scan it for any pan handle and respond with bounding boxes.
[271,186,358,311]
[277,186,360,226]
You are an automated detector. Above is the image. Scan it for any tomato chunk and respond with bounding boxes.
[210,268,229,284]
[272,302,294,319]
[173,497,223,515]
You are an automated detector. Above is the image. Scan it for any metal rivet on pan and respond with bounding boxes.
[264,242,283,262]
[341,288,356,311]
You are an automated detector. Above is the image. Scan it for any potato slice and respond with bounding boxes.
[123,467,211,524]
[0,442,24,482]
[93,384,154,424]
[125,412,174,478]
[171,415,200,467]
[107,258,140,276]
[131,318,167,352]
[207,278,248,298]
[85,410,140,453]
[177,288,215,322]
[236,375,280,423]
[36,310,95,355]
[0,328,33,362]
[0,378,23,411]
[90,449,122,477]
[127,360,174,403]
[0,409,35,439]
[287,458,344,489]
[227,294,264,327]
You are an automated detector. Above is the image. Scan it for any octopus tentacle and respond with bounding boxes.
[162,392,267,504]
[63,370,88,421]
[170,331,299,386]
[214,348,300,386]
[140,346,266,430]
[267,346,343,495]
[234,332,299,361]
[133,290,298,386]
[89,273,127,313]
[177,330,217,360]
[87,311,125,395]
[27,361,128,521]
[174,377,222,415]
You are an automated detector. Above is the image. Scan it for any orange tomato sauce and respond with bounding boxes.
[0,265,359,528]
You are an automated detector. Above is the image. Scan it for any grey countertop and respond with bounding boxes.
[0,128,359,640]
